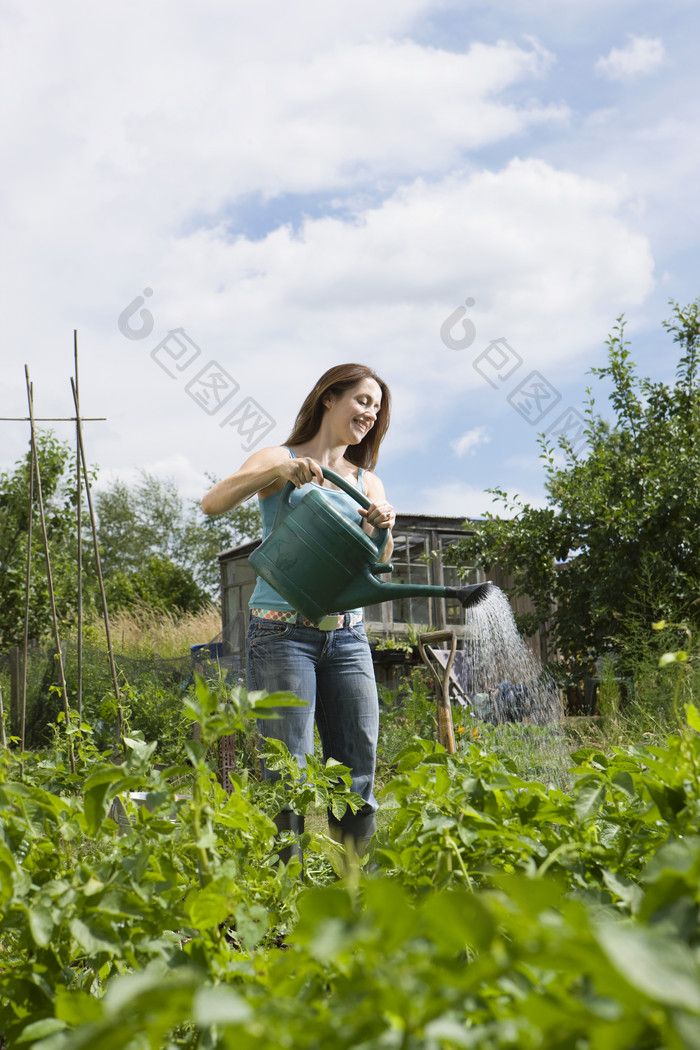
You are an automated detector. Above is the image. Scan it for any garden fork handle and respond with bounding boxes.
[417,630,457,755]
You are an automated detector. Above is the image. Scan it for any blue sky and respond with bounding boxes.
[1,0,698,523]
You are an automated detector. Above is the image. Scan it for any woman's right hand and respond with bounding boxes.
[277,455,324,489]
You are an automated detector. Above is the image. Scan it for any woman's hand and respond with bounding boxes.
[360,471,394,561]
[277,455,324,489]
[359,501,396,531]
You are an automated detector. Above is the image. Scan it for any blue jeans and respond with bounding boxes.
[246,615,379,842]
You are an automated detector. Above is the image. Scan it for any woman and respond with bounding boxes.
[202,363,395,859]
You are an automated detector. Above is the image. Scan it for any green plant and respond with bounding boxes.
[8,703,700,1050]
[5,662,700,1048]
[597,653,622,725]
[0,431,99,649]
[447,299,700,679]
[655,618,697,719]
[374,634,414,653]
[461,718,574,789]
[404,621,431,647]
[0,680,329,1044]
[376,669,437,785]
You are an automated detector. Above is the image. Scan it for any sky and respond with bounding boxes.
[1,0,699,523]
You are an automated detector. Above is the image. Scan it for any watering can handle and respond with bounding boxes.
[274,467,390,559]
[320,468,390,559]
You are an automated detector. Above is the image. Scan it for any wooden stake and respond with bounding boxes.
[25,368,75,773]
[74,332,83,719]
[0,679,6,748]
[9,647,19,739]
[70,377,124,748]
[21,433,35,753]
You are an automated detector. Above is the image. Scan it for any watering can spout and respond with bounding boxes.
[445,581,495,610]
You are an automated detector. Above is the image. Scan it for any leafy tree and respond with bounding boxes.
[448,299,700,677]
[184,473,261,596]
[0,443,261,647]
[94,473,187,577]
[95,470,260,608]
[0,432,97,647]
[102,554,211,613]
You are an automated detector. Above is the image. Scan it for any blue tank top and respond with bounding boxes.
[249,449,365,612]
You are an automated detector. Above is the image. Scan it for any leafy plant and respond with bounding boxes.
[3,675,700,1048]
[0,431,98,648]
[0,680,328,1045]
[447,299,700,682]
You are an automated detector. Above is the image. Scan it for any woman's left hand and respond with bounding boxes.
[359,501,396,531]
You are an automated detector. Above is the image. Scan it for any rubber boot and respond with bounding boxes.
[328,810,376,872]
[274,809,304,872]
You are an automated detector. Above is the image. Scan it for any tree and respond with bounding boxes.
[102,554,212,613]
[183,473,261,597]
[0,432,97,647]
[448,299,700,677]
[0,443,262,648]
[95,471,260,609]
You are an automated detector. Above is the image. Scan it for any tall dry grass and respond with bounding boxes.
[80,601,223,659]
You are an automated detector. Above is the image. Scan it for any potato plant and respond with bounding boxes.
[1,680,700,1049]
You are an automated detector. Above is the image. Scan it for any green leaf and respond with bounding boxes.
[596,921,700,1011]
[70,918,117,954]
[574,780,606,821]
[328,796,348,821]
[421,890,495,954]
[82,875,105,898]
[187,887,231,930]
[55,986,104,1025]
[644,836,700,882]
[252,690,308,709]
[185,740,208,766]
[601,869,643,912]
[83,782,111,837]
[234,903,269,950]
[82,766,125,791]
[686,703,700,733]
[28,904,54,948]
[16,1017,68,1042]
[123,736,158,763]
[193,985,252,1026]
[611,771,635,797]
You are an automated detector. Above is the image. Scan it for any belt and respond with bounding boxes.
[250,608,363,631]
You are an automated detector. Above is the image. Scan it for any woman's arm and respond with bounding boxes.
[201,447,323,516]
[360,471,395,563]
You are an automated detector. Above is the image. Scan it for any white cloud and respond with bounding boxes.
[451,427,490,457]
[1,154,654,486]
[126,154,652,471]
[0,15,566,245]
[596,35,666,81]
[0,2,663,511]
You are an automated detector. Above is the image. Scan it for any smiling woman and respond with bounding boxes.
[201,363,395,862]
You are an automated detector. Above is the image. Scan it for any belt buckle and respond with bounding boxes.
[316,614,340,631]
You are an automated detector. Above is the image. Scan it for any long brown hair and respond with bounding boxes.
[285,363,391,470]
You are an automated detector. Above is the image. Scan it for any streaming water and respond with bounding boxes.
[462,585,570,787]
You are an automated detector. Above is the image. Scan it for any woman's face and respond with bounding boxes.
[324,378,382,444]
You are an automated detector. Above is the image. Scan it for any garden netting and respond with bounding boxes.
[0,612,247,751]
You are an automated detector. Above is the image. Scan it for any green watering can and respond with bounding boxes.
[249,468,494,626]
